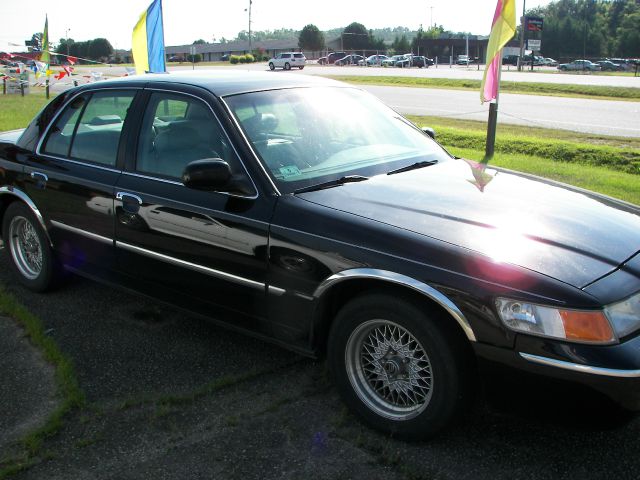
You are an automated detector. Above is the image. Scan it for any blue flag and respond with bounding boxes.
[132,0,166,74]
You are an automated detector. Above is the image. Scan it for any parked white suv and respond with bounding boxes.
[268,52,306,70]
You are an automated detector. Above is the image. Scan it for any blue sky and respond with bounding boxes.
[0,0,552,50]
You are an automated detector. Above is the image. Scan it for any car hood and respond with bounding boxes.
[298,159,640,288]
[0,129,25,145]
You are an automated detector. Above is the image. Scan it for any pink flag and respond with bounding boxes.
[480,0,516,103]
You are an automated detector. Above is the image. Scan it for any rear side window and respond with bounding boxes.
[41,91,135,167]
[294,54,304,59]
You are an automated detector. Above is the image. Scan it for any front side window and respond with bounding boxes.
[225,87,451,193]
[136,92,241,180]
[42,91,135,167]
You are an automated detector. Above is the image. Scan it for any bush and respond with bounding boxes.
[244,54,255,63]
[229,55,241,64]
[186,53,202,63]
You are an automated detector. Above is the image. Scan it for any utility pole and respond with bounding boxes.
[518,0,526,71]
[65,28,71,56]
[430,6,434,28]
[244,0,253,54]
[249,0,252,53]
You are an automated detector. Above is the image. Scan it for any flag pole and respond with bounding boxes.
[484,50,503,162]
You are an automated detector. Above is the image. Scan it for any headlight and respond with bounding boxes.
[496,298,617,344]
[605,292,640,339]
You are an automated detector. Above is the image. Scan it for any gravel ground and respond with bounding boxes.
[2,248,640,479]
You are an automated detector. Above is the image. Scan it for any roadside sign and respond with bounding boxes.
[526,17,544,31]
[528,40,541,51]
[4,66,30,94]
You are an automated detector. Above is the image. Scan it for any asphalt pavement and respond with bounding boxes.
[2,248,640,479]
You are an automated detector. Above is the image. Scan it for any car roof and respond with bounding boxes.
[74,70,343,97]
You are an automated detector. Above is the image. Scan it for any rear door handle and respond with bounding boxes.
[30,171,48,189]
[116,192,143,214]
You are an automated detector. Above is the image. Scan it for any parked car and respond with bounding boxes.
[596,60,622,71]
[395,55,432,68]
[359,54,389,66]
[542,57,558,67]
[334,54,364,66]
[456,54,470,65]
[317,52,347,65]
[268,52,306,70]
[2,72,640,440]
[381,55,405,67]
[558,59,601,71]
[502,55,519,65]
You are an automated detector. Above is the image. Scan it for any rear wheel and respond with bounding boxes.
[299,66,304,70]
[269,62,275,71]
[2,202,60,292]
[327,293,473,439]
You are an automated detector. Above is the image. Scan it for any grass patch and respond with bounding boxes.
[0,286,85,479]
[408,115,640,176]
[326,75,640,101]
[0,94,52,132]
[406,114,640,150]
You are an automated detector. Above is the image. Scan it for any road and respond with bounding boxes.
[360,84,640,137]
[46,64,640,137]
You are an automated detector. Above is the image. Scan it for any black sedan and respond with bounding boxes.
[1,72,639,439]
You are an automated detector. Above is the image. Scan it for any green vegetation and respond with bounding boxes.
[0,93,51,131]
[407,115,640,205]
[327,75,640,101]
[531,0,640,59]
[0,287,85,479]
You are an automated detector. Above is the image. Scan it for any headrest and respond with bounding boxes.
[155,124,202,151]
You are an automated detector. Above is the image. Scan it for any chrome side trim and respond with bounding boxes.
[116,241,265,291]
[519,353,640,378]
[50,220,113,245]
[268,285,287,296]
[314,268,476,342]
[0,186,52,246]
[28,155,122,174]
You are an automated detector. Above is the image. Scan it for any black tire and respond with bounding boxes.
[299,66,304,70]
[284,62,291,71]
[2,202,59,292]
[327,293,473,439]
[269,62,275,71]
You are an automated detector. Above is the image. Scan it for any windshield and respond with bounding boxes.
[224,87,451,193]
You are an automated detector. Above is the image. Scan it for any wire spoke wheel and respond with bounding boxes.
[346,319,433,421]
[9,215,43,280]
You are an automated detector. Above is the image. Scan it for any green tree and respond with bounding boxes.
[298,24,325,51]
[88,38,113,61]
[392,35,410,54]
[343,22,369,50]
[192,39,207,45]
[616,4,640,57]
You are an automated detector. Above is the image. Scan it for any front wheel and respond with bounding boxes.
[2,202,60,292]
[284,62,291,70]
[299,66,304,70]
[268,62,275,71]
[327,293,473,439]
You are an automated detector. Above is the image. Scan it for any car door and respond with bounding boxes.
[22,87,140,276]
[113,86,273,335]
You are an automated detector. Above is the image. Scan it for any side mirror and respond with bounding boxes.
[422,127,436,139]
[182,159,231,190]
